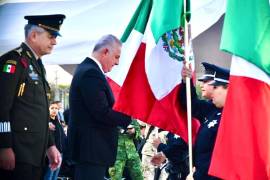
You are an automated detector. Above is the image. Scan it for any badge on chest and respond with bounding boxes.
[207,120,217,128]
[29,65,39,81]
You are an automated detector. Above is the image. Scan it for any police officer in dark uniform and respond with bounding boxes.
[0,14,65,180]
[179,62,229,180]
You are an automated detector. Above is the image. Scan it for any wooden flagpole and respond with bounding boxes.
[183,0,193,175]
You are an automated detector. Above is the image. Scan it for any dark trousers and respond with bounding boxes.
[75,163,107,180]
[0,162,42,180]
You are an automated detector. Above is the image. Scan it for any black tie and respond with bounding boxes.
[36,58,50,94]
[37,58,46,78]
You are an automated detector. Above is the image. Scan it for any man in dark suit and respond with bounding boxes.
[0,14,65,180]
[68,34,132,180]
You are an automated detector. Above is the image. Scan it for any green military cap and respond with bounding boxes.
[24,14,65,37]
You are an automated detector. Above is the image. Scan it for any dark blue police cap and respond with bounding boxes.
[209,66,230,86]
[24,14,65,37]
[198,62,217,82]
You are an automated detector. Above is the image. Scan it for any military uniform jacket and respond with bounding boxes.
[68,57,131,166]
[179,81,221,180]
[0,43,54,166]
[116,120,141,161]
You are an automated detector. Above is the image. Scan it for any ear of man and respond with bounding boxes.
[29,30,40,43]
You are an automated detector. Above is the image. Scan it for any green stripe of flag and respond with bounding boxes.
[151,0,190,43]
[3,64,10,72]
[221,0,270,75]
[121,0,152,42]
[3,64,16,73]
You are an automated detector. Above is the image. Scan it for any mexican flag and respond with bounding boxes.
[107,0,200,142]
[209,0,270,179]
[3,64,16,73]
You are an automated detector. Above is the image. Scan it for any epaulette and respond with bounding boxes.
[13,47,29,69]
[13,47,23,56]
[0,47,21,61]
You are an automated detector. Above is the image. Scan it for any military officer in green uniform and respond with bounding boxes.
[0,14,65,180]
[109,119,143,180]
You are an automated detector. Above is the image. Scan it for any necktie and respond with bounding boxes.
[37,58,46,78]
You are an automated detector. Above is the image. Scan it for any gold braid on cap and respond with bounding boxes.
[38,24,59,32]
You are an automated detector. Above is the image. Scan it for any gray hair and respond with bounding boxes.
[24,24,46,39]
[92,34,122,53]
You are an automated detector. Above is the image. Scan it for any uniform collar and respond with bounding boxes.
[21,43,42,75]
[24,42,39,60]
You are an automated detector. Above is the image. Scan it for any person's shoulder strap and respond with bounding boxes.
[145,125,155,140]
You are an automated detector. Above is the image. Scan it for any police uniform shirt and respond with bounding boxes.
[179,81,221,180]
[193,109,222,180]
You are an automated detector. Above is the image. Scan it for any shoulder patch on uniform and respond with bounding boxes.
[2,64,16,74]
[6,60,17,65]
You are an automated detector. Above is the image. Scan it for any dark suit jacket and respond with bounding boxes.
[68,57,131,166]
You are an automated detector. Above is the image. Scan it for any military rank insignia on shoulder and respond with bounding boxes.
[14,46,22,56]
[2,60,17,74]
